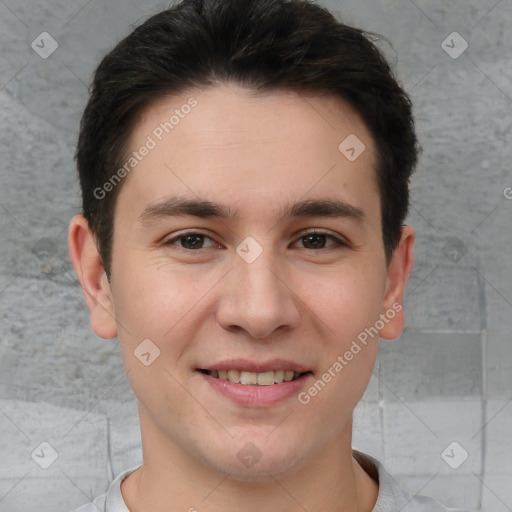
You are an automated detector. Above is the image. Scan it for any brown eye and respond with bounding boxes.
[302,233,328,249]
[294,230,347,250]
[179,234,204,249]
[164,232,219,250]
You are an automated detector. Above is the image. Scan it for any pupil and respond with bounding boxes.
[182,235,203,249]
[304,234,325,249]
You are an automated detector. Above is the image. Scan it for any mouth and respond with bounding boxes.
[198,369,311,386]
[196,360,314,406]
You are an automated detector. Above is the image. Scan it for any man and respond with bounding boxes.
[68,0,470,510]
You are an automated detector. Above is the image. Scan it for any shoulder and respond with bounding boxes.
[353,450,474,512]
[69,494,106,512]
[68,464,141,512]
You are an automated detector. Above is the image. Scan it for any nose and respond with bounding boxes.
[215,245,301,339]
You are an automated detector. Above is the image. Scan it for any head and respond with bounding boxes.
[70,0,417,484]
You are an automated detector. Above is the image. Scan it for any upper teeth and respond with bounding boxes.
[209,370,298,385]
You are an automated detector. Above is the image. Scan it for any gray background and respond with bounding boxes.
[0,0,511,510]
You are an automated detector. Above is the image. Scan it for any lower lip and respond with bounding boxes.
[198,371,312,407]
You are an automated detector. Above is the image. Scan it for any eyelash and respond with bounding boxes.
[163,229,349,251]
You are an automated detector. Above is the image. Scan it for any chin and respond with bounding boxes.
[202,439,308,482]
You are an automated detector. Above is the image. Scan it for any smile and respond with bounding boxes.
[196,359,313,406]
[200,369,306,385]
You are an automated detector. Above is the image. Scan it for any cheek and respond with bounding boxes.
[300,263,386,342]
[112,255,202,341]
[295,264,383,404]
[111,256,220,407]
[112,265,196,409]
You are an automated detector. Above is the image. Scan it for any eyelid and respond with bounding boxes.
[292,228,350,248]
[163,230,221,248]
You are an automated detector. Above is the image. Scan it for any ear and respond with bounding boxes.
[379,225,414,340]
[68,214,118,339]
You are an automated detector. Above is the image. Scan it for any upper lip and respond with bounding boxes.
[199,358,311,374]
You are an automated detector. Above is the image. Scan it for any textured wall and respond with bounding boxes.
[0,1,510,510]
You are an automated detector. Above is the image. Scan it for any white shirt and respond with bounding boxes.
[71,451,472,512]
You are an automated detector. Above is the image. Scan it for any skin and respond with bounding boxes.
[69,83,414,512]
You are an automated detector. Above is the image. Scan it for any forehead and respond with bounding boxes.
[119,84,380,223]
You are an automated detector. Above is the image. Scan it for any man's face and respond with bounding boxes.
[90,84,410,479]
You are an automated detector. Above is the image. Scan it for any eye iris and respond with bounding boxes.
[303,234,326,249]
[181,234,203,249]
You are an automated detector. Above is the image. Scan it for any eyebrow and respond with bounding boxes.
[137,196,366,225]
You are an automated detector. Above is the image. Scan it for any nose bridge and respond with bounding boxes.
[234,240,284,307]
[217,237,300,338]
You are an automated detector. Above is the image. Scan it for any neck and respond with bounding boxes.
[121,408,378,512]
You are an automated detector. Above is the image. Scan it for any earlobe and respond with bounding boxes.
[68,214,118,339]
[379,225,415,340]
